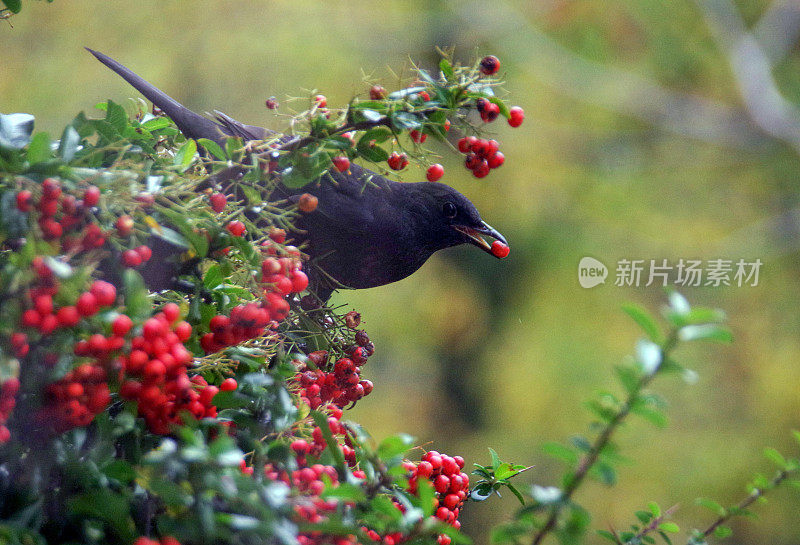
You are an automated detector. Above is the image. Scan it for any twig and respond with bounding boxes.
[696,468,796,541]
[530,333,678,545]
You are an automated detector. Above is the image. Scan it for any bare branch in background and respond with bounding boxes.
[696,0,800,153]
[753,0,800,64]
[452,1,768,150]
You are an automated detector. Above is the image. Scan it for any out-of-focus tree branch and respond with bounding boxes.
[452,1,768,149]
[754,0,800,65]
[696,0,800,154]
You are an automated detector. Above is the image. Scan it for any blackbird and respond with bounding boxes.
[87,49,508,301]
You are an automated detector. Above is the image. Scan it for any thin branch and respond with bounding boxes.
[531,334,678,545]
[697,468,796,541]
[696,0,800,154]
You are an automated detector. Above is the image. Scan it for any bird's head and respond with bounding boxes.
[403,182,508,257]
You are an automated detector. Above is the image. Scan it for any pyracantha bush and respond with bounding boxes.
[0,53,527,545]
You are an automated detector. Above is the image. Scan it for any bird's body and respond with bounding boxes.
[87,49,507,300]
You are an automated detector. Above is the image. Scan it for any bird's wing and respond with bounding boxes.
[212,110,273,141]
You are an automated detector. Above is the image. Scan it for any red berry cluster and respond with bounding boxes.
[16,178,108,252]
[405,451,469,544]
[260,256,309,296]
[0,378,19,443]
[292,344,374,410]
[200,303,274,353]
[118,303,217,434]
[20,263,117,337]
[457,136,505,179]
[122,245,153,268]
[39,364,111,433]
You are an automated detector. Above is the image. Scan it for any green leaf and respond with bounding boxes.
[489,447,502,470]
[648,501,661,517]
[67,490,135,541]
[203,264,224,289]
[764,447,787,468]
[321,482,366,503]
[141,117,173,131]
[26,131,51,164]
[2,0,22,13]
[311,410,345,469]
[695,497,726,516]
[621,304,661,342]
[105,100,128,134]
[488,97,511,119]
[122,268,151,320]
[197,138,228,160]
[391,111,423,130]
[174,138,198,170]
[678,324,733,343]
[713,525,733,539]
[102,460,136,483]
[659,522,680,533]
[542,442,578,466]
[152,225,190,250]
[505,483,526,505]
[376,434,414,460]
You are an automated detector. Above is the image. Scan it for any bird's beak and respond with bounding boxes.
[452,221,508,257]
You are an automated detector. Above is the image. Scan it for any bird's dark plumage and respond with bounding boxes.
[87,48,508,300]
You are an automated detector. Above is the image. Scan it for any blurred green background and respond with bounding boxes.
[3,1,800,543]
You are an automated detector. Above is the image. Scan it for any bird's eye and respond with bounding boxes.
[442,202,457,218]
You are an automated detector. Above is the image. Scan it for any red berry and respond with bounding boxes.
[332,156,350,173]
[479,55,501,75]
[291,271,309,293]
[40,218,62,240]
[76,292,98,317]
[56,306,81,328]
[369,85,386,100]
[480,102,500,122]
[410,130,427,143]
[472,160,491,178]
[116,215,134,236]
[16,190,32,212]
[174,321,192,342]
[135,245,152,262]
[491,240,510,258]
[122,249,142,268]
[387,152,408,171]
[83,186,101,207]
[265,97,279,109]
[209,193,227,213]
[426,164,444,182]
[226,221,246,237]
[42,178,61,199]
[90,280,117,307]
[508,106,525,127]
[298,193,318,213]
[314,94,327,108]
[162,302,180,323]
[0,426,10,443]
[269,228,286,244]
[34,294,53,316]
[443,119,451,132]
[220,378,238,391]
[487,151,505,169]
[112,314,133,336]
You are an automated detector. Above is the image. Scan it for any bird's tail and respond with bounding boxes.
[85,48,226,144]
